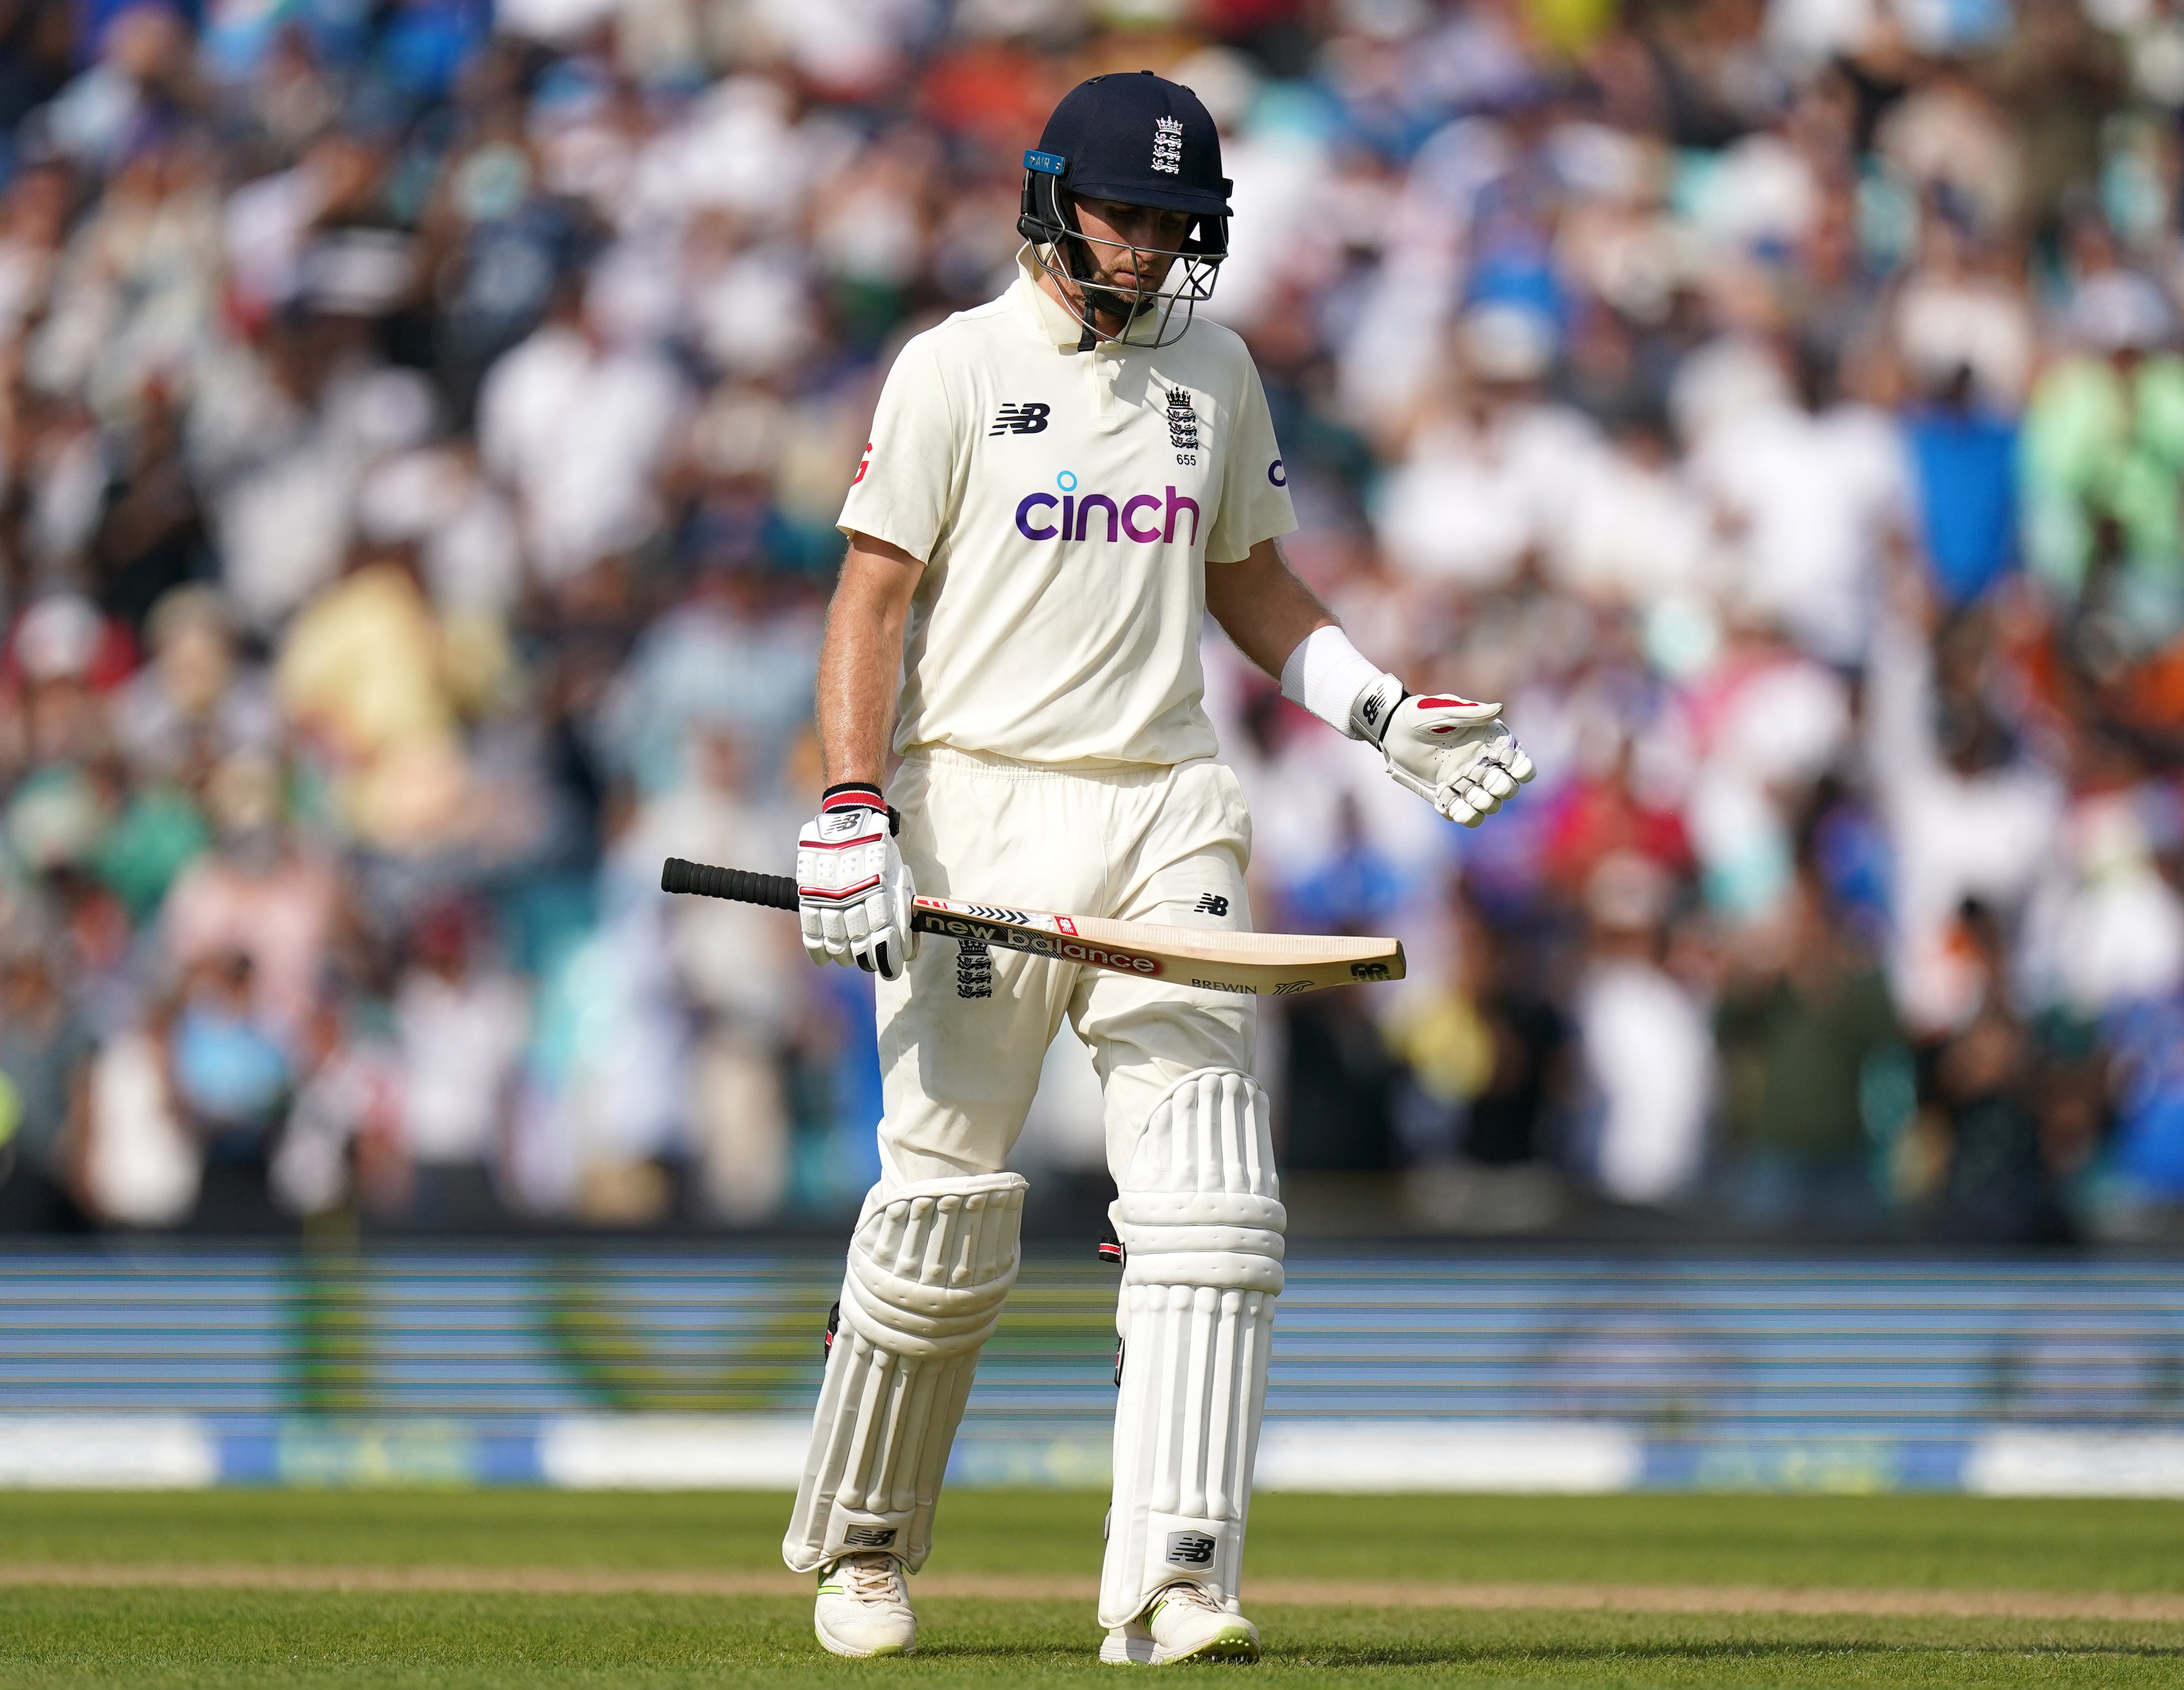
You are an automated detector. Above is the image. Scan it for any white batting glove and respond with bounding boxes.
[1359,680,1537,828]
[1281,626,1537,829]
[796,784,919,979]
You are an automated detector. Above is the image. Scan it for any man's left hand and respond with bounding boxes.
[1374,694,1536,827]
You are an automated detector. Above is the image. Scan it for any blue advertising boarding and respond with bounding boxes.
[3,1251,2181,1489]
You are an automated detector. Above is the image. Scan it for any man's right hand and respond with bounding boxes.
[797,785,919,979]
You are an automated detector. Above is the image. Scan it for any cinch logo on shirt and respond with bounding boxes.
[1014,485,1200,545]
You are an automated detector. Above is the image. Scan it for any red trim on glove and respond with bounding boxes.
[1415,696,1484,710]
[798,876,885,903]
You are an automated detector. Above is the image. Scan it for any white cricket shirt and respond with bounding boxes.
[839,254,1296,767]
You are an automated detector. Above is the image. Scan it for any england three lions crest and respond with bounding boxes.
[1151,116,1183,175]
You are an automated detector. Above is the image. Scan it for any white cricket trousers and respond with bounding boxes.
[782,746,1275,1598]
[876,747,1258,1184]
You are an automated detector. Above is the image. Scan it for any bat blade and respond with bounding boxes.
[909,896,1403,997]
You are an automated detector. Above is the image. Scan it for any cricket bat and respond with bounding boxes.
[660,858,1404,997]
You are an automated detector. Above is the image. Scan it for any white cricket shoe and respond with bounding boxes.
[1100,1581,1260,1665]
[814,1553,917,1658]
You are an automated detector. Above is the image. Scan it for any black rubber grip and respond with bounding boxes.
[659,858,799,910]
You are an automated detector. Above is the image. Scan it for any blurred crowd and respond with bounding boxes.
[2,0,2183,1242]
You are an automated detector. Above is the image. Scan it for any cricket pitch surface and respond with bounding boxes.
[3,1490,2180,1686]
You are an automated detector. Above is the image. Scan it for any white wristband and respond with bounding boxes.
[1279,625,1402,742]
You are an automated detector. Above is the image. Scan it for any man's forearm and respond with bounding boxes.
[817,535,925,789]
[1208,536,1396,744]
[1205,539,1335,679]
[816,609,902,788]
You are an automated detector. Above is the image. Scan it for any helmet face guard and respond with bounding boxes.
[1017,153,1227,349]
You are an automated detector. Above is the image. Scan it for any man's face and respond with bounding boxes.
[1069,195,1193,310]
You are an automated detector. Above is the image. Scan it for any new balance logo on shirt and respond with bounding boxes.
[990,402,1051,436]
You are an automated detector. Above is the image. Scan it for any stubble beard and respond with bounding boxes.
[1076,250,1175,338]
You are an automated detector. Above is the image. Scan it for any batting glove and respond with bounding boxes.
[1361,680,1537,828]
[797,784,919,979]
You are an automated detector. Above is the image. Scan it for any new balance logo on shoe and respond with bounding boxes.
[989,402,1051,436]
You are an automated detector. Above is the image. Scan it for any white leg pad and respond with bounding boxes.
[1100,1069,1284,1628]
[782,1171,1027,1573]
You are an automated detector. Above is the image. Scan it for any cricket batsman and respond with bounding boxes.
[783,71,1535,1663]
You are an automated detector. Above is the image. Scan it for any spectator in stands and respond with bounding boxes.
[1924,899,2073,1244]
[0,921,93,1229]
[1902,365,2018,609]
[1571,852,1712,1207]
[1716,861,1904,1232]
[160,751,343,1052]
[389,896,526,1227]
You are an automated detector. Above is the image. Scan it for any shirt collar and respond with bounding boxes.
[1008,248,1167,352]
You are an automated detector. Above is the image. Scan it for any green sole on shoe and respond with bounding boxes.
[1162,1628,1259,1663]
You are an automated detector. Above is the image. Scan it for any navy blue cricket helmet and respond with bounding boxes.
[1017,71,1232,346]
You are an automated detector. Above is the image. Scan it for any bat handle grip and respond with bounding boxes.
[659,858,800,911]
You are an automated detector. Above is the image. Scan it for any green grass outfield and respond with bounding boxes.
[2,1491,2182,1687]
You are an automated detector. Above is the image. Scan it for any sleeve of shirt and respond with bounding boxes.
[1205,354,1298,564]
[837,334,958,563]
